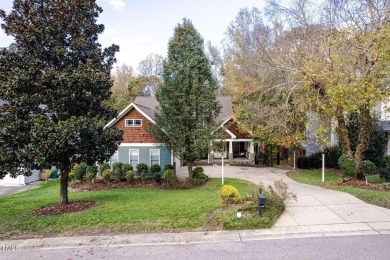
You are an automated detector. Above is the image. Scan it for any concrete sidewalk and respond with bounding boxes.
[1,165,390,251]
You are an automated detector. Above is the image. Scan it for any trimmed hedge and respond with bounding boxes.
[297,146,341,169]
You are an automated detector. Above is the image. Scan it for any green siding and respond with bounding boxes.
[117,146,171,172]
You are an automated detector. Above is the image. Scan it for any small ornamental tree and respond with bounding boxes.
[0,1,123,204]
[149,19,221,178]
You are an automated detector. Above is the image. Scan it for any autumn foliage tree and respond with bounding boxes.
[0,0,123,204]
[224,1,390,177]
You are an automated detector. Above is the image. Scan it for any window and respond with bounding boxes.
[129,150,139,168]
[125,119,142,127]
[150,149,160,165]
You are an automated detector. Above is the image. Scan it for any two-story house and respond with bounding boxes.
[104,96,255,171]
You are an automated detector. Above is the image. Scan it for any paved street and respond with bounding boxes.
[1,234,390,260]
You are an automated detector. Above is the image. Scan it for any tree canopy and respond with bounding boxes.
[148,19,221,177]
[0,0,122,203]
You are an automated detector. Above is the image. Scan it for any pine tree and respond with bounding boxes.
[0,0,122,204]
[149,19,221,178]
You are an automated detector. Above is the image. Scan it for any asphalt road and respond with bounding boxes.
[1,234,390,260]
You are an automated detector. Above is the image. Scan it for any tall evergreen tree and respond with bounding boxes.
[149,19,221,178]
[0,0,122,204]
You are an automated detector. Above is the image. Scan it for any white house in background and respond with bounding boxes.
[0,170,41,186]
[304,100,390,156]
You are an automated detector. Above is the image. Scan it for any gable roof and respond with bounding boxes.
[105,96,233,128]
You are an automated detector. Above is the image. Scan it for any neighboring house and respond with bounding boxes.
[104,96,254,171]
[304,101,390,156]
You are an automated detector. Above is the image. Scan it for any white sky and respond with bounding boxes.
[0,0,266,73]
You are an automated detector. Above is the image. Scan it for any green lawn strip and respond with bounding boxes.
[0,178,276,239]
[287,169,390,209]
[367,175,383,184]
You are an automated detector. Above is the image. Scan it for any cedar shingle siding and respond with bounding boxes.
[113,108,157,143]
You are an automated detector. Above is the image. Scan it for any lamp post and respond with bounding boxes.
[322,153,325,182]
[222,151,224,185]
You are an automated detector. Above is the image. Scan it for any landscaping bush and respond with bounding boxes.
[102,169,111,183]
[99,163,111,174]
[192,167,204,178]
[122,163,133,175]
[136,163,148,174]
[125,170,134,183]
[360,160,377,176]
[383,182,390,190]
[189,178,201,186]
[112,162,123,181]
[140,170,147,184]
[338,154,356,177]
[164,169,178,188]
[163,164,174,172]
[219,185,240,204]
[384,156,390,168]
[324,146,341,168]
[151,164,161,174]
[85,172,96,183]
[73,162,87,181]
[86,165,98,175]
[153,172,162,184]
[379,167,390,182]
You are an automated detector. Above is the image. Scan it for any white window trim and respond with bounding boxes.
[129,149,139,166]
[125,119,142,127]
[150,149,160,166]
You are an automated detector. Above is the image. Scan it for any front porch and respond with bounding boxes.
[208,139,255,165]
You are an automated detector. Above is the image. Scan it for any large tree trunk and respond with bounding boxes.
[59,162,70,205]
[354,106,372,179]
[336,105,353,157]
[187,162,193,179]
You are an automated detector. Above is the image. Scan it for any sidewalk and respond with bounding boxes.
[1,165,390,250]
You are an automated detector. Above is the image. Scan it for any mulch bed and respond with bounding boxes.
[32,201,96,216]
[69,178,206,192]
[330,180,389,192]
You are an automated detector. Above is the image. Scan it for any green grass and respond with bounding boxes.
[0,178,282,239]
[288,170,390,209]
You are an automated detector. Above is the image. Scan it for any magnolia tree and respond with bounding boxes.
[0,0,123,204]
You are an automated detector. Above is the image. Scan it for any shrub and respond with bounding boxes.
[163,164,174,172]
[122,163,133,175]
[86,165,98,175]
[153,172,162,184]
[272,179,297,201]
[85,172,96,183]
[151,164,161,174]
[383,183,390,190]
[99,163,111,174]
[192,167,204,178]
[140,170,147,184]
[164,169,178,188]
[360,160,377,176]
[125,170,134,183]
[219,185,240,204]
[189,178,201,186]
[324,146,341,168]
[379,167,390,182]
[73,162,87,181]
[136,163,148,174]
[102,169,111,183]
[384,156,390,168]
[338,154,356,177]
[112,162,123,181]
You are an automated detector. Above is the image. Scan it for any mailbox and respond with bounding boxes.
[258,189,266,217]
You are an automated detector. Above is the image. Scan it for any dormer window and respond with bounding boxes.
[125,119,142,127]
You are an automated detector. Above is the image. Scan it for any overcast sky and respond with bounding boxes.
[0,0,266,73]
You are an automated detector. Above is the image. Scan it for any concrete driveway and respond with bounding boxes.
[0,182,41,197]
[178,165,390,233]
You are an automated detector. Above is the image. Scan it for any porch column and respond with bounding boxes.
[228,140,233,161]
[249,141,255,165]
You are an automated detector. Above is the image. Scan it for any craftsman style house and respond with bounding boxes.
[104,96,254,171]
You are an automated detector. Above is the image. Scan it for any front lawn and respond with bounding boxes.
[0,178,283,239]
[287,170,390,209]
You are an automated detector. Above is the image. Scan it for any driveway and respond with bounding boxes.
[178,165,390,231]
[0,182,41,197]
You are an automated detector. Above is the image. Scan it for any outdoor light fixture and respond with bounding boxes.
[237,211,242,220]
